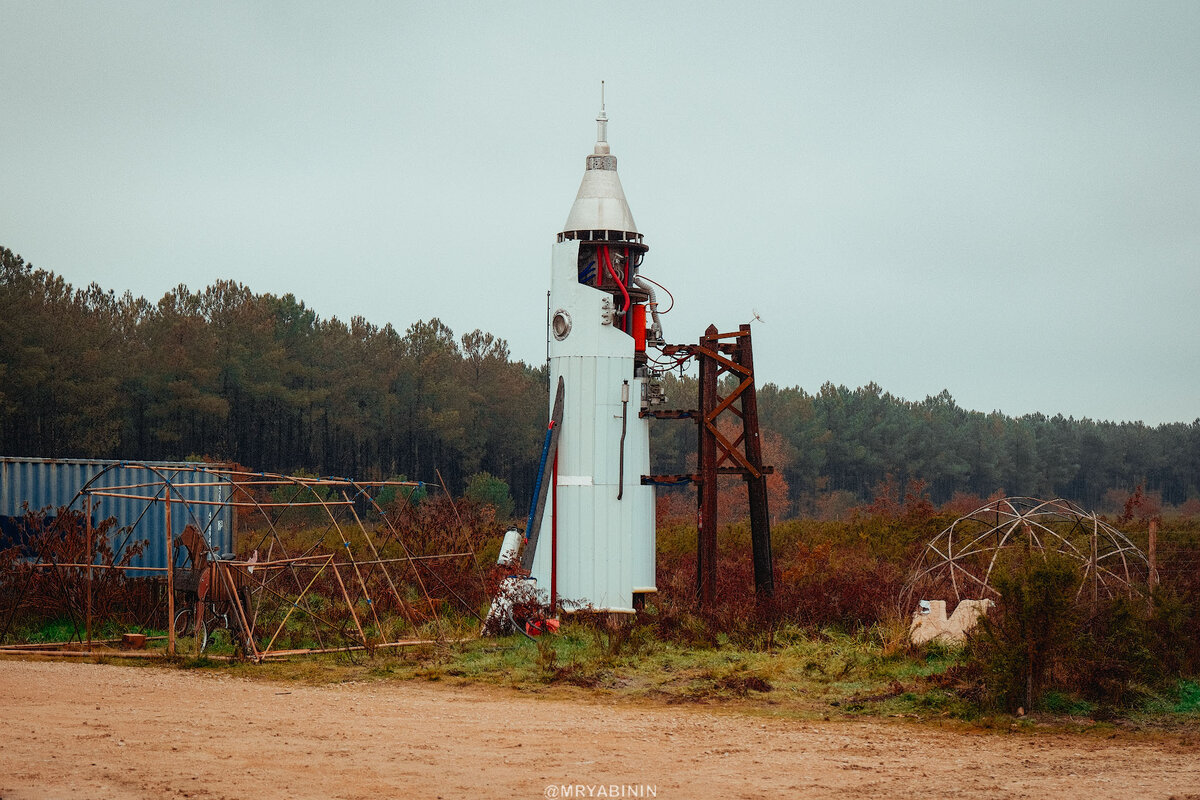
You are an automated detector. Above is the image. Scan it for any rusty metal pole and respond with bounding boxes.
[165,492,175,657]
[85,494,93,651]
[330,561,370,648]
[1148,517,1158,593]
[216,560,260,662]
[1090,518,1099,608]
[342,493,417,631]
[696,324,719,609]
[737,324,774,601]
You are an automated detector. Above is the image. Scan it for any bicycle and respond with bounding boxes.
[172,589,230,653]
[173,527,257,656]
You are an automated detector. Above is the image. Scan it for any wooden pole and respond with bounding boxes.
[165,493,175,657]
[85,494,93,650]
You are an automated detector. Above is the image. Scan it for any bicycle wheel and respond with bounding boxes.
[172,607,192,638]
[173,607,207,652]
[200,613,226,653]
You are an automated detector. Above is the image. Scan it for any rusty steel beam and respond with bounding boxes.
[697,325,720,608]
[736,324,774,601]
[641,474,698,485]
[638,409,698,419]
[647,323,775,610]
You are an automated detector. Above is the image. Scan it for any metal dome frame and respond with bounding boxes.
[903,496,1149,609]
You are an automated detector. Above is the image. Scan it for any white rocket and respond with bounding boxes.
[526,95,659,613]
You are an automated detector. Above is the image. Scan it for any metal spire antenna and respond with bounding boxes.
[562,80,637,237]
[596,80,608,144]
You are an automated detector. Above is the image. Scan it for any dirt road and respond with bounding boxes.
[1,659,1197,799]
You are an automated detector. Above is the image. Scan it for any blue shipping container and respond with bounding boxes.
[0,457,235,572]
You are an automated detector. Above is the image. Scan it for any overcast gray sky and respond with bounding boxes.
[2,2,1197,425]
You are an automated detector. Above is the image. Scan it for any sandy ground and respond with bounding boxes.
[1,659,1198,800]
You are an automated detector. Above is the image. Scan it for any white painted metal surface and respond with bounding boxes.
[562,164,638,236]
[497,528,521,566]
[529,105,656,612]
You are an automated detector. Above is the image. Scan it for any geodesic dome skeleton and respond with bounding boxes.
[904,497,1149,609]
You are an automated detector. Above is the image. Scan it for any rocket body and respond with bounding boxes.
[528,109,657,613]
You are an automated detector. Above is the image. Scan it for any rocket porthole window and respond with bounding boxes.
[552,309,572,341]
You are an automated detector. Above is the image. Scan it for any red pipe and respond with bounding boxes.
[623,246,631,334]
[601,245,631,323]
[632,304,646,351]
[550,451,558,611]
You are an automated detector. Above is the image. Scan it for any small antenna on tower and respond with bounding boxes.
[596,80,608,144]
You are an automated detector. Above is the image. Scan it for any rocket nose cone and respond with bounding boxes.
[562,158,638,236]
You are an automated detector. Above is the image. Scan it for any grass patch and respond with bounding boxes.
[1138,680,1200,717]
[20,613,1192,736]
[178,655,221,670]
[1175,680,1200,713]
[1041,691,1096,717]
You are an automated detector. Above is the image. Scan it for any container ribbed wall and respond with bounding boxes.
[0,457,234,571]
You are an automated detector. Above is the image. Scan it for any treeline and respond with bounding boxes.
[648,377,1200,514]
[756,383,1200,512]
[3,246,1198,513]
[0,248,548,495]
